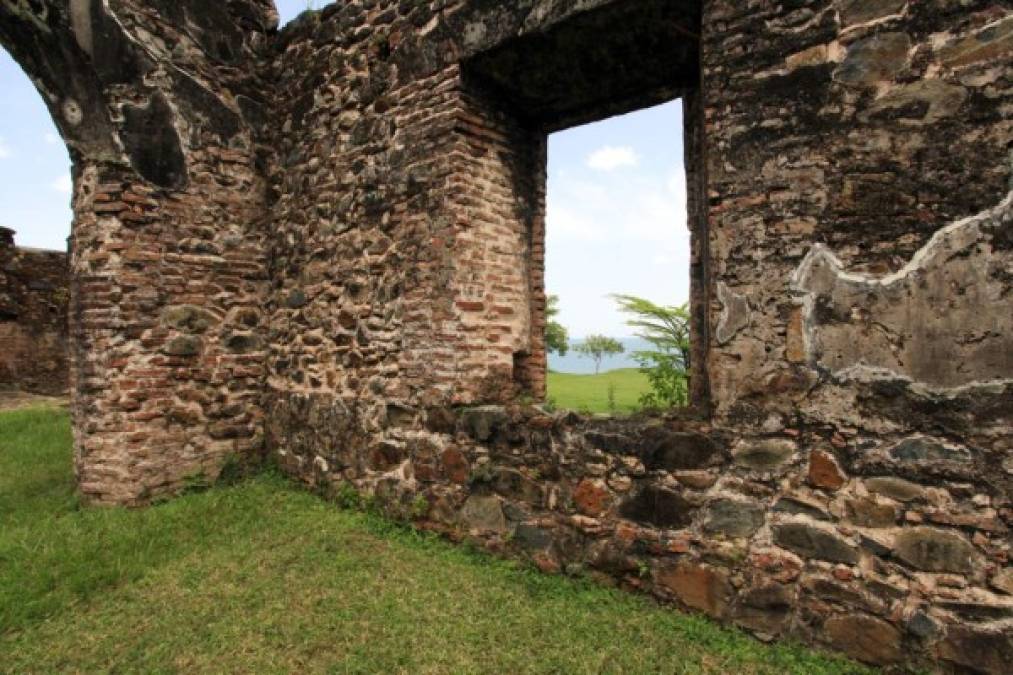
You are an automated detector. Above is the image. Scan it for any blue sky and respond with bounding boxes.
[0,0,688,338]
[546,101,688,337]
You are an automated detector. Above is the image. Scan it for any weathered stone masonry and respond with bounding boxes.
[2,1,1011,671]
[0,227,69,395]
[1,0,276,504]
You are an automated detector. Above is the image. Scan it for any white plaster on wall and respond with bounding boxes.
[715,282,751,345]
[791,189,1013,390]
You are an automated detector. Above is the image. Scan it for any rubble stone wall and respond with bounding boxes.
[267,2,1013,672]
[267,4,547,413]
[0,227,69,395]
[0,0,278,504]
[2,1,1011,670]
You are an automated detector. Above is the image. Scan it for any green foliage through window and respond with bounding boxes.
[613,294,691,408]
[545,294,570,357]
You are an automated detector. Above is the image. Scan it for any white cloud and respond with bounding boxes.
[546,203,605,242]
[586,145,638,171]
[44,132,60,145]
[548,164,688,244]
[51,174,73,194]
[667,168,687,196]
[0,137,10,159]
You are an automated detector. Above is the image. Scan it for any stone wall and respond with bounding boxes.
[0,227,69,395]
[267,4,547,411]
[0,1,277,504]
[2,1,1011,670]
[266,2,1013,672]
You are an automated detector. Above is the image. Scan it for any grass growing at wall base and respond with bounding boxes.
[546,368,651,414]
[0,407,868,674]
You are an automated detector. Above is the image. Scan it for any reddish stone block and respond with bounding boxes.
[573,479,612,517]
[440,448,470,484]
[808,448,847,491]
[656,561,733,618]
[824,615,902,666]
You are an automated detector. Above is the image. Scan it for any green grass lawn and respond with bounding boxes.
[0,406,867,674]
[546,368,651,414]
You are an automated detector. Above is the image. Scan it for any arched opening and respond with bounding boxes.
[0,48,72,399]
[0,1,276,504]
[0,49,72,250]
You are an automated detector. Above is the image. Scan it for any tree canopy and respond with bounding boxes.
[613,295,691,408]
[575,335,624,375]
[545,294,569,357]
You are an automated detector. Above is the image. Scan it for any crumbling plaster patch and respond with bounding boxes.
[715,282,751,345]
[791,189,1013,389]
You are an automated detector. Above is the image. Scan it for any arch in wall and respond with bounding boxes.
[0,0,277,504]
[0,52,72,396]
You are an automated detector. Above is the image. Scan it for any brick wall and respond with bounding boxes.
[0,227,69,395]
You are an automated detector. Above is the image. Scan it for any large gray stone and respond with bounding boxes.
[459,495,508,533]
[461,406,508,442]
[890,437,971,463]
[285,289,308,309]
[703,498,766,538]
[513,524,553,550]
[163,336,202,357]
[774,495,831,521]
[894,527,979,573]
[835,33,911,86]
[865,476,926,502]
[645,431,720,471]
[224,332,262,354]
[772,522,859,564]
[844,496,898,528]
[619,486,696,529]
[733,439,796,470]
[161,305,215,333]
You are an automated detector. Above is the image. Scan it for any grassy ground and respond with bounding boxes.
[0,407,867,674]
[546,368,651,414]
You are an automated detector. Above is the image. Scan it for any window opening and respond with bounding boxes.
[544,99,691,415]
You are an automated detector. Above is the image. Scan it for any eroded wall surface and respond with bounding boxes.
[0,0,277,504]
[1,0,1010,670]
[0,227,69,395]
[267,2,1013,672]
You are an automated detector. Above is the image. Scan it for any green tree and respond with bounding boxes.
[545,294,570,357]
[613,294,691,408]
[575,335,624,375]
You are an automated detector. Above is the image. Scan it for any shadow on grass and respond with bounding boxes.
[0,407,869,674]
